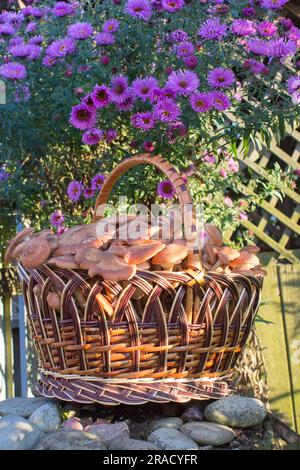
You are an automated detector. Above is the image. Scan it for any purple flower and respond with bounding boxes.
[67,22,93,40]
[198,18,227,41]
[83,187,95,199]
[176,41,194,57]
[26,22,37,33]
[124,0,152,22]
[143,141,155,151]
[82,94,96,110]
[220,168,228,179]
[8,44,31,58]
[287,75,300,94]
[14,84,30,103]
[227,158,239,173]
[260,0,289,10]
[183,55,198,69]
[116,94,135,111]
[170,30,189,43]
[207,67,235,89]
[166,70,199,96]
[279,17,293,31]
[157,180,175,199]
[52,2,76,17]
[91,84,111,109]
[239,211,248,221]
[67,180,82,202]
[257,21,277,37]
[0,24,15,36]
[202,153,216,164]
[243,58,269,74]
[69,103,97,130]
[42,55,57,67]
[22,6,45,18]
[82,128,104,145]
[0,169,10,183]
[211,91,231,111]
[224,196,233,207]
[50,210,64,228]
[95,32,115,45]
[106,129,118,142]
[131,111,155,130]
[231,19,256,36]
[266,38,297,59]
[242,7,256,17]
[132,76,158,101]
[91,173,106,190]
[28,35,43,45]
[0,11,23,24]
[110,74,130,103]
[153,98,181,122]
[0,62,27,80]
[190,92,213,112]
[161,0,185,13]
[247,38,269,55]
[46,38,76,58]
[102,19,120,33]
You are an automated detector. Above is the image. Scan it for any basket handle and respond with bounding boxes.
[92,153,201,268]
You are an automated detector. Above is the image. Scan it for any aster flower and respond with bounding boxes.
[202,153,216,164]
[143,141,155,151]
[287,26,300,43]
[166,70,199,96]
[176,41,194,57]
[183,55,198,69]
[22,6,45,18]
[227,158,239,173]
[91,84,111,109]
[116,94,135,111]
[190,92,213,113]
[95,32,115,45]
[198,18,227,41]
[157,180,175,199]
[0,62,27,80]
[132,76,158,101]
[153,98,181,122]
[257,21,277,37]
[166,122,188,142]
[67,180,82,202]
[106,129,118,142]
[110,75,130,104]
[247,38,270,55]
[0,169,10,183]
[231,19,256,36]
[69,103,97,130]
[242,6,255,17]
[28,35,43,45]
[67,22,93,40]
[260,0,289,10]
[46,38,76,58]
[50,210,64,228]
[239,211,248,221]
[124,0,152,22]
[83,187,95,199]
[52,2,76,17]
[170,29,189,43]
[102,19,120,33]
[26,22,37,33]
[131,111,155,130]
[82,128,104,145]
[0,11,23,24]
[287,75,300,95]
[8,44,31,58]
[0,24,15,35]
[243,58,269,74]
[220,168,228,179]
[266,38,297,58]
[162,0,185,13]
[42,55,57,68]
[207,67,235,89]
[210,91,231,111]
[91,173,106,190]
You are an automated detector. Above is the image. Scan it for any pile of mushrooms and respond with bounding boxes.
[5,215,267,283]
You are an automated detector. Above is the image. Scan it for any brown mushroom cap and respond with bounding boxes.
[88,252,137,282]
[48,255,78,270]
[204,243,218,265]
[75,246,103,269]
[137,260,151,270]
[151,240,188,267]
[243,245,260,254]
[204,224,223,246]
[230,250,260,269]
[216,246,240,265]
[20,238,52,269]
[47,292,61,311]
[5,227,34,263]
[123,241,165,265]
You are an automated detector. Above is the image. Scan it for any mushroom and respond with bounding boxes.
[123,241,165,265]
[20,237,52,269]
[108,243,129,257]
[230,250,260,269]
[204,224,223,246]
[48,255,78,270]
[75,246,103,270]
[205,243,218,265]
[5,227,34,263]
[54,223,110,256]
[47,292,61,311]
[88,252,137,282]
[243,245,260,254]
[137,260,151,270]
[216,246,240,265]
[151,240,188,268]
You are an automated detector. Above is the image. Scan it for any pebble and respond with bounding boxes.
[148,428,199,450]
[0,398,51,418]
[0,414,41,450]
[33,429,107,450]
[86,421,129,446]
[151,417,183,431]
[180,421,235,446]
[29,403,61,433]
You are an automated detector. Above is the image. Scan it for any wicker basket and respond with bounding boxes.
[18,154,262,405]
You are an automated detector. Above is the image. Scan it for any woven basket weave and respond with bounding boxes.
[18,154,262,405]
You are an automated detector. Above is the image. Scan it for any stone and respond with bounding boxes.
[0,397,51,418]
[148,428,199,450]
[109,438,159,450]
[0,415,41,450]
[204,396,267,429]
[151,417,183,431]
[86,421,129,445]
[29,403,61,433]
[181,406,203,422]
[180,422,235,446]
[33,429,107,450]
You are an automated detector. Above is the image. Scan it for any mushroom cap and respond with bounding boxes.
[88,252,137,282]
[243,245,260,254]
[204,243,218,265]
[21,238,52,269]
[204,224,223,246]
[216,246,240,265]
[5,227,34,263]
[151,240,188,267]
[47,292,61,311]
[137,260,151,270]
[48,255,78,270]
[230,250,260,269]
[75,246,103,269]
[123,241,165,265]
